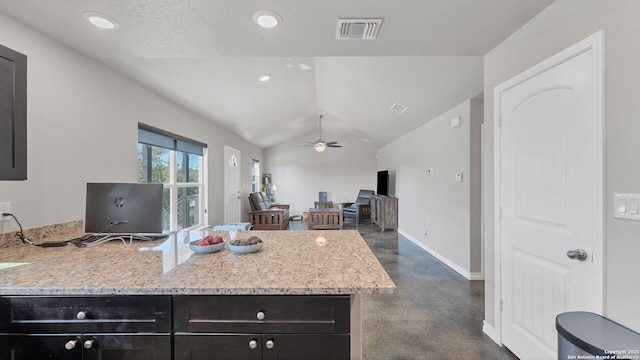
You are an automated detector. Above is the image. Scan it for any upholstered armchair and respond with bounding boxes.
[248,192,290,230]
[341,190,374,224]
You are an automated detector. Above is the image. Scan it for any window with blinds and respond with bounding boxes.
[137,123,208,231]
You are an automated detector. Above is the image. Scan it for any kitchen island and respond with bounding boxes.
[0,229,395,359]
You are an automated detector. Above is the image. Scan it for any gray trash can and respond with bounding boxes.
[556,311,640,360]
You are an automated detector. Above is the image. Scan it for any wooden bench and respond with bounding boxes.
[309,208,343,230]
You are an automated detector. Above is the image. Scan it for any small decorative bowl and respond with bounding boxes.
[189,239,225,254]
[228,239,263,254]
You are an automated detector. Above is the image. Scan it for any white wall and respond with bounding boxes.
[378,99,482,278]
[264,131,378,216]
[0,13,263,233]
[483,0,640,333]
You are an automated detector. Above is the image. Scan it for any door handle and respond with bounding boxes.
[567,248,588,261]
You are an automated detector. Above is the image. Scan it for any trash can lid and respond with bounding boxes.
[556,311,640,355]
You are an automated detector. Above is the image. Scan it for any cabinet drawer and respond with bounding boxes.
[174,295,350,334]
[0,295,172,333]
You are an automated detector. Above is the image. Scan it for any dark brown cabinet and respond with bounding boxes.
[2,334,171,360]
[0,43,27,180]
[175,334,349,360]
[174,295,351,360]
[0,294,350,359]
[0,295,172,359]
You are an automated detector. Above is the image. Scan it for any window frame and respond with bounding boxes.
[138,123,208,232]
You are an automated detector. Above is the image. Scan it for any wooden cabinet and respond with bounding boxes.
[0,295,172,360]
[174,295,350,360]
[2,334,171,360]
[371,195,398,232]
[0,44,27,180]
[175,334,349,360]
[0,295,350,359]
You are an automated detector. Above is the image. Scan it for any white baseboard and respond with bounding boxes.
[470,272,484,280]
[398,229,472,280]
[482,320,500,345]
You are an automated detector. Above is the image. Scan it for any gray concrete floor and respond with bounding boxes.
[290,219,518,359]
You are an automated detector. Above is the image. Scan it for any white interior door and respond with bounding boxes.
[496,32,603,359]
[224,146,242,223]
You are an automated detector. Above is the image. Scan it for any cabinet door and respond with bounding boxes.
[82,334,171,360]
[0,334,82,360]
[174,334,262,360]
[262,334,350,360]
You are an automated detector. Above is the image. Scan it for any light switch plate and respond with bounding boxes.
[614,193,640,221]
[455,172,463,183]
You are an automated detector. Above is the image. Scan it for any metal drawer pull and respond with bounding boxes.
[83,339,94,349]
[256,311,265,320]
[248,339,258,349]
[76,311,87,320]
[64,339,78,350]
[266,339,275,349]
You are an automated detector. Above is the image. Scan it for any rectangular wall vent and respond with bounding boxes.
[390,103,408,114]
[337,18,382,40]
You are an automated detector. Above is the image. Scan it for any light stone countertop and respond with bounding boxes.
[0,230,396,296]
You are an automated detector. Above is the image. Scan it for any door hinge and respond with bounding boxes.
[499,299,503,311]
[499,206,502,219]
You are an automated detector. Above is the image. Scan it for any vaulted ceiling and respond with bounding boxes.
[0,0,555,148]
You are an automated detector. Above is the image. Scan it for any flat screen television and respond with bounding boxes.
[377,170,389,196]
[84,183,163,234]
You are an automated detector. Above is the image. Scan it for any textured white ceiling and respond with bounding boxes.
[0,0,555,148]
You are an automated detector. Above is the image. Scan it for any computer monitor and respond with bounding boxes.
[84,183,163,234]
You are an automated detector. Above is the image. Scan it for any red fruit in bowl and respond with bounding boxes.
[210,236,223,244]
[196,239,210,246]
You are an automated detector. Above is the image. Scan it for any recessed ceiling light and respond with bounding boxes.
[83,12,120,30]
[258,74,271,82]
[253,10,282,28]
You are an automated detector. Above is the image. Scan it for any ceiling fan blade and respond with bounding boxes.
[297,145,314,148]
[327,144,342,148]
[325,141,339,145]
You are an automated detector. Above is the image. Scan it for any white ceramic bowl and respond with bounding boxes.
[228,239,263,254]
[189,239,225,254]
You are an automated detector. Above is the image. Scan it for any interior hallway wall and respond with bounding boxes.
[377,99,483,279]
[483,0,640,334]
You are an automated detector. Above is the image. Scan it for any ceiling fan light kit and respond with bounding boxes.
[314,143,327,152]
[299,115,343,152]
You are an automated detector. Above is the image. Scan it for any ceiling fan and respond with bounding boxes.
[300,115,343,152]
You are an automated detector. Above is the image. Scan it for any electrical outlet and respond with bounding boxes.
[424,230,428,236]
[0,201,10,221]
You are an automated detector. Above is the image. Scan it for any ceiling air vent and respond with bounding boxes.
[337,18,382,40]
[390,103,408,114]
